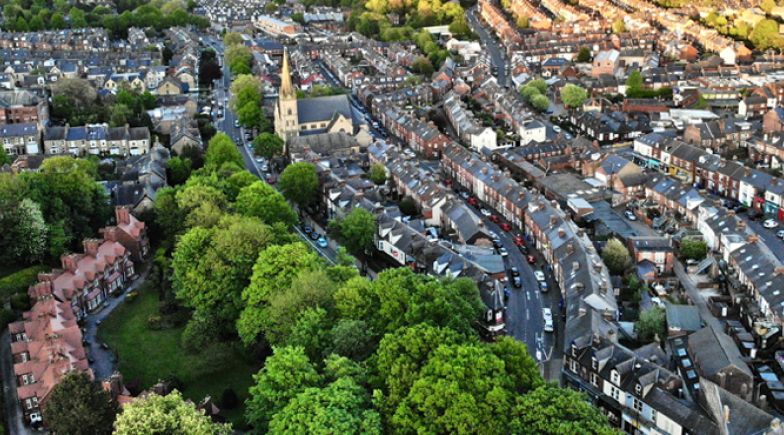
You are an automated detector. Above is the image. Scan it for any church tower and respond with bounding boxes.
[274,48,299,143]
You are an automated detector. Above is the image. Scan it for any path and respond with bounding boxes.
[674,260,723,331]
[1,330,34,435]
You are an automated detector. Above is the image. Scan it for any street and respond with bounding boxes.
[467,6,509,87]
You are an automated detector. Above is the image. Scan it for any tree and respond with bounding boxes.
[223,31,243,46]
[0,198,48,264]
[49,12,66,29]
[509,384,616,434]
[230,75,262,113]
[329,319,374,361]
[238,242,322,345]
[235,181,297,227]
[602,238,631,275]
[226,44,253,75]
[750,19,783,51]
[527,79,548,94]
[516,15,529,29]
[154,187,184,250]
[0,146,10,166]
[680,238,707,261]
[368,163,387,185]
[166,156,192,186]
[175,183,227,228]
[69,6,87,28]
[626,70,643,93]
[43,373,117,435]
[172,216,273,331]
[612,18,625,34]
[530,94,550,112]
[110,103,133,127]
[411,56,434,75]
[762,0,776,14]
[328,207,377,258]
[560,83,588,108]
[399,196,418,216]
[205,133,243,170]
[576,46,591,63]
[636,307,665,343]
[288,307,333,362]
[114,390,231,434]
[252,132,283,159]
[291,12,305,24]
[51,78,97,110]
[268,377,382,435]
[278,162,319,207]
[520,85,541,101]
[246,346,322,432]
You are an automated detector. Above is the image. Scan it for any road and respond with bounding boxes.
[1,331,34,435]
[467,6,509,87]
[746,218,784,263]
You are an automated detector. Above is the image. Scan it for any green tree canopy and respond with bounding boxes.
[278,162,319,207]
[560,83,588,108]
[114,390,231,434]
[246,346,322,432]
[576,46,592,62]
[530,94,550,111]
[252,132,283,159]
[636,307,666,343]
[680,238,707,261]
[205,132,243,170]
[601,238,631,275]
[368,163,387,185]
[509,384,616,434]
[235,180,297,227]
[43,372,116,435]
[328,207,377,258]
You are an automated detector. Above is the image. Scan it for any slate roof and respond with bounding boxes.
[297,94,352,125]
[688,325,752,378]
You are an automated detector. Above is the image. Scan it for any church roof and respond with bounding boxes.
[297,94,352,125]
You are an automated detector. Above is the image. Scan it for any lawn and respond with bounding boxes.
[98,288,260,428]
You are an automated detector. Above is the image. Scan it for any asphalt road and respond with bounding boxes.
[467,6,508,87]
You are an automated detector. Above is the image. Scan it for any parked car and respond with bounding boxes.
[512,276,522,288]
[504,286,510,300]
[543,311,554,332]
[489,214,500,223]
[480,208,492,217]
[748,210,764,221]
[513,235,524,246]
[266,174,276,184]
[468,197,478,206]
[519,245,528,254]
[778,230,784,239]
[493,239,503,249]
[309,231,320,241]
[534,270,545,281]
[234,120,240,128]
[764,219,779,229]
[624,210,637,221]
[500,222,511,232]
[539,281,548,292]
[317,236,328,248]
[499,247,508,257]
[510,266,520,277]
[527,255,536,264]
[303,225,313,235]
[553,125,561,133]
[459,191,470,199]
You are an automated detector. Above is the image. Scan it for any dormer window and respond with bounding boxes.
[635,384,642,394]
[611,370,620,386]
[592,357,598,370]
[571,343,577,357]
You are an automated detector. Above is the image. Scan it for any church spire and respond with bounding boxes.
[279,48,294,99]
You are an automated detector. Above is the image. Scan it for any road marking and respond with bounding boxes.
[526,291,531,301]
[526,308,530,321]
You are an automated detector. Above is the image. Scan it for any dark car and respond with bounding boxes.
[519,245,529,254]
[513,235,524,246]
[309,231,320,241]
[492,239,503,249]
[303,225,313,235]
[527,255,536,264]
[504,286,510,300]
[489,215,500,223]
[512,276,522,288]
[500,223,511,232]
[748,210,764,221]
[510,266,520,277]
[467,197,478,206]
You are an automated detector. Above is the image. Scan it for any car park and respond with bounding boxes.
[534,270,545,281]
[764,219,779,229]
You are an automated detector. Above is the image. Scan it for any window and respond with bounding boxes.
[592,357,598,370]
[633,398,643,413]
[635,384,642,394]
[651,409,657,423]
[590,373,599,387]
[611,387,620,402]
[569,358,578,373]
[611,370,620,386]
[22,373,35,385]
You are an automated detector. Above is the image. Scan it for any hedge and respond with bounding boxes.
[0,265,48,300]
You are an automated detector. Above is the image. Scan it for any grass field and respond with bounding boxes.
[98,288,259,428]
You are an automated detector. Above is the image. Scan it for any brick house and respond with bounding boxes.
[627,236,674,277]
[763,108,784,134]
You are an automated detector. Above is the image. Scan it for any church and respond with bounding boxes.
[274,50,358,143]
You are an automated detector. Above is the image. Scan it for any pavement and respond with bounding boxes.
[1,331,34,435]
[467,6,508,87]
[674,260,723,331]
[86,263,152,380]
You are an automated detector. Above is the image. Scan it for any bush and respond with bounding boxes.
[147,314,164,330]
[221,388,238,409]
[0,265,47,299]
[161,374,185,393]
[0,308,17,329]
[9,293,31,312]
[181,314,218,354]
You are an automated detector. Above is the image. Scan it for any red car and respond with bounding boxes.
[527,255,536,264]
[513,235,524,246]
[489,215,500,223]
[500,223,511,232]
[467,197,478,206]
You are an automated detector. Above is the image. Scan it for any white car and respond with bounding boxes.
[624,210,637,221]
[764,219,779,229]
[778,230,784,239]
[542,307,553,321]
[553,125,562,133]
[480,208,492,217]
[542,308,554,332]
[534,270,545,282]
[498,247,509,257]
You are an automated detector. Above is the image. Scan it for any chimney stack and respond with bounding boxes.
[83,239,100,257]
[115,206,131,225]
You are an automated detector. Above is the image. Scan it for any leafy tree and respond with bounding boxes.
[602,238,631,275]
[680,238,707,261]
[246,346,322,432]
[291,12,305,24]
[288,307,333,362]
[0,146,11,166]
[448,15,471,38]
[224,170,257,201]
[490,337,543,393]
[198,49,222,87]
[560,83,588,108]
[509,384,616,434]
[236,102,267,131]
[69,6,87,28]
[626,70,643,93]
[172,215,273,331]
[527,79,548,94]
[238,242,322,345]
[52,78,97,110]
[205,133,243,170]
[49,12,66,29]
[750,19,783,50]
[635,307,665,343]
[0,198,47,264]
[411,56,434,75]
[252,132,283,159]
[223,31,243,46]
[175,183,227,228]
[153,186,184,250]
[166,156,192,186]
[329,319,374,361]
[278,162,319,207]
[43,372,116,435]
[612,18,625,34]
[328,207,377,258]
[762,0,776,14]
[226,44,253,75]
[110,103,133,127]
[261,269,338,345]
[14,16,29,32]
[368,163,387,185]
[516,15,529,29]
[576,46,592,63]
[520,85,541,101]
[268,377,382,435]
[114,390,231,434]
[399,196,418,216]
[235,181,297,227]
[230,75,262,112]
[530,94,550,112]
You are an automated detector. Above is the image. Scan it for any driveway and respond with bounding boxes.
[1,331,35,435]
[86,263,152,380]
